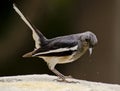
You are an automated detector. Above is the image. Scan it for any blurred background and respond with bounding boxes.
[0,0,120,84]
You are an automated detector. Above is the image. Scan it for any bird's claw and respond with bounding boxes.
[54,78,80,83]
[58,75,72,79]
[54,76,79,83]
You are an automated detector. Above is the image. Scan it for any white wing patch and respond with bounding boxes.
[32,31,41,48]
[13,4,40,48]
[33,45,78,56]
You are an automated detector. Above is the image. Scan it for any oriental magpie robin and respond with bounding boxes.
[13,4,98,82]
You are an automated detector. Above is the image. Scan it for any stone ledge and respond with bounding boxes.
[0,74,120,91]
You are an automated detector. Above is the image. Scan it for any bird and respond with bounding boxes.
[13,3,98,82]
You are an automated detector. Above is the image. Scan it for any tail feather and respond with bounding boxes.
[22,51,33,57]
[13,3,47,49]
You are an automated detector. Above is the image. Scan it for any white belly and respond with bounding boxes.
[39,55,75,64]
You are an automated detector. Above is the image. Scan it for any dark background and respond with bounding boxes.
[0,0,120,84]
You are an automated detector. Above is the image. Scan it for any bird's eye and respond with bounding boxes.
[85,39,89,42]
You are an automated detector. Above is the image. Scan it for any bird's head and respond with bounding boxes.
[80,31,98,55]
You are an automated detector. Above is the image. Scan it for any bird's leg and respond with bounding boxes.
[54,69,67,80]
[47,61,74,83]
[47,61,65,81]
[49,67,66,81]
[50,67,77,83]
[50,68,79,83]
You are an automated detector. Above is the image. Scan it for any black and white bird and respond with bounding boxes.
[13,4,98,82]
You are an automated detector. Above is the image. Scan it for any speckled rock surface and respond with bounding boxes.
[0,74,120,91]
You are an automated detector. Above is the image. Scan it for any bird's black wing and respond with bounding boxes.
[32,37,78,57]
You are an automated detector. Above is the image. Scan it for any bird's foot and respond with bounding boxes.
[55,78,79,83]
[58,75,72,79]
[54,76,79,83]
[65,75,73,78]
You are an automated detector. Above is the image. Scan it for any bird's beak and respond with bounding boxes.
[89,48,93,55]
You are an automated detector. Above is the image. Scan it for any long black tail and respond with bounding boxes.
[13,3,47,49]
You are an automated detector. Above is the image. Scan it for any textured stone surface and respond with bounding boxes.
[0,74,120,91]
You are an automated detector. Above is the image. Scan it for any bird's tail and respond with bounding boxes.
[13,3,47,49]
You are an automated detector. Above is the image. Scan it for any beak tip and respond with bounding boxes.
[89,48,93,55]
